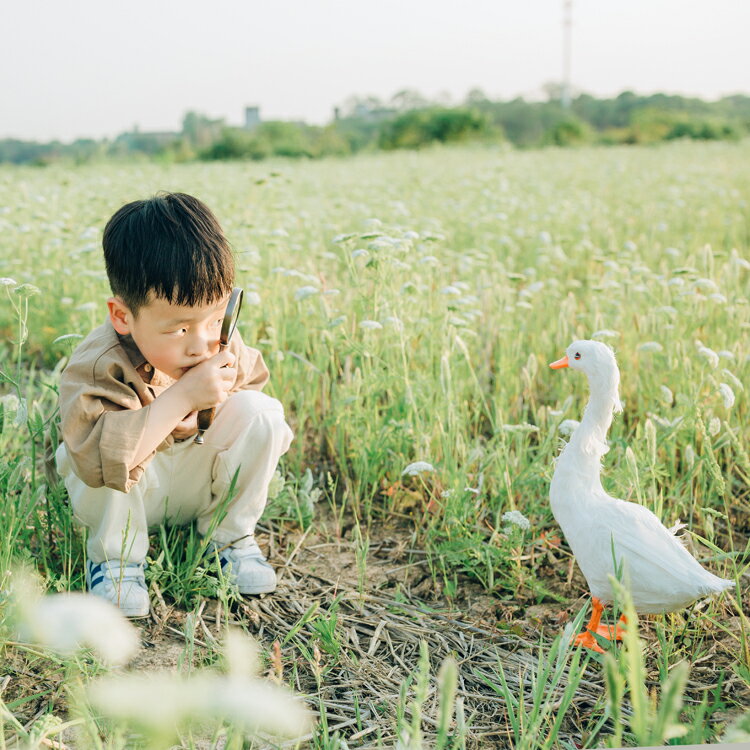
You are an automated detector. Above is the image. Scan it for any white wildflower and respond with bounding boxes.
[623,240,637,251]
[439,285,462,296]
[592,329,620,340]
[323,289,341,296]
[351,248,369,259]
[718,350,735,361]
[721,369,743,391]
[502,424,540,434]
[693,278,718,293]
[1,394,27,426]
[538,231,552,244]
[1,393,20,412]
[0,277,17,286]
[502,510,530,531]
[88,671,310,738]
[328,315,346,328]
[294,286,319,301]
[368,238,393,252]
[10,572,139,667]
[637,341,663,353]
[418,255,440,265]
[709,293,727,304]
[60,297,73,305]
[359,320,383,330]
[381,316,403,330]
[74,302,97,312]
[244,291,262,305]
[719,383,735,409]
[271,228,289,238]
[440,489,454,499]
[14,283,40,298]
[659,385,674,406]
[655,305,678,315]
[402,461,436,476]
[558,419,580,436]
[708,417,721,436]
[332,232,357,243]
[403,230,420,240]
[697,346,719,368]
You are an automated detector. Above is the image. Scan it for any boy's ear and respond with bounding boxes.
[107,297,133,335]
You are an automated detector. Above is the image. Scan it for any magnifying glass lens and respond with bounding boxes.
[221,288,244,344]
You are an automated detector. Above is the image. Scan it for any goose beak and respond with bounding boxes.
[549,355,569,369]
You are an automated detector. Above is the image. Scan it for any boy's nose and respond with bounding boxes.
[186,334,218,357]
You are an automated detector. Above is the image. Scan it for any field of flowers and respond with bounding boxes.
[0,140,749,747]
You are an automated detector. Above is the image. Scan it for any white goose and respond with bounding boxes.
[549,340,733,652]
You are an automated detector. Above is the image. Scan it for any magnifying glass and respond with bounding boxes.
[194,286,244,445]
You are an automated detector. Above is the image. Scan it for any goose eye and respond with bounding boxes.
[574,352,581,360]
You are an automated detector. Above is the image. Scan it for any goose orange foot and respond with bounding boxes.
[572,596,627,653]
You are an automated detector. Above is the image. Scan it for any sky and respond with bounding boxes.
[2,0,749,143]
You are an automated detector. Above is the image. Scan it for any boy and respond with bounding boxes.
[54,192,293,617]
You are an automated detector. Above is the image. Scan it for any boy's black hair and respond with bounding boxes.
[103,192,235,318]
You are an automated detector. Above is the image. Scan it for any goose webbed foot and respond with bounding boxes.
[572,596,627,653]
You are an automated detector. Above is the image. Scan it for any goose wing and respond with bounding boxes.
[579,494,728,613]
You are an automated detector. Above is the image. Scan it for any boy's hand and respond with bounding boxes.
[172,410,198,440]
[175,349,237,411]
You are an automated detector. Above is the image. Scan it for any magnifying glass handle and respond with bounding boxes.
[194,343,227,445]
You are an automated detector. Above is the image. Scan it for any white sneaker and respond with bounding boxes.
[86,559,150,617]
[207,541,277,595]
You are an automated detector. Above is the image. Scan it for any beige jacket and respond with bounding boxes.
[56,317,269,493]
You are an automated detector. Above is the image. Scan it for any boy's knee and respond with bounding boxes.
[226,389,286,422]
[236,393,292,450]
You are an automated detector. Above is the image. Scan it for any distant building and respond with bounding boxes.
[245,106,261,129]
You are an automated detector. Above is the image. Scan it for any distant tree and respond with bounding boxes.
[389,89,431,112]
[379,107,499,149]
[464,88,490,107]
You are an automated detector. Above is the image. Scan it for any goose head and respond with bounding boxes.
[549,339,623,413]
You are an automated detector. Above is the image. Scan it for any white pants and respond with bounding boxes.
[55,390,294,564]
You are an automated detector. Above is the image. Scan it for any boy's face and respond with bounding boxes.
[107,292,231,381]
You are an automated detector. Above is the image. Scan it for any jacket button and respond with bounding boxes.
[144,364,152,372]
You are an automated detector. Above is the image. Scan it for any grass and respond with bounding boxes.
[0,139,749,746]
